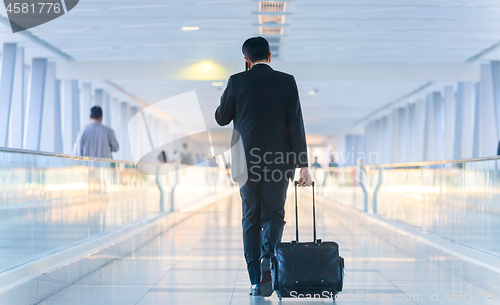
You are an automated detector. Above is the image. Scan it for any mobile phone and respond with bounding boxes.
[245,61,249,71]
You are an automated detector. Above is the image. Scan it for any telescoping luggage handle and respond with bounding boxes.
[294,181,317,243]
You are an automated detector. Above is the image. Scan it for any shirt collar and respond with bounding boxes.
[253,62,270,67]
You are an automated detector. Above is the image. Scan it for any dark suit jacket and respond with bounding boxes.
[215,64,308,177]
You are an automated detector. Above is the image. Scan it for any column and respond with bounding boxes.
[432,92,444,161]
[54,80,63,153]
[120,102,129,160]
[103,92,111,126]
[23,58,47,150]
[491,61,500,142]
[388,112,396,163]
[364,123,371,163]
[128,106,141,162]
[94,89,111,125]
[0,43,17,146]
[356,135,364,164]
[443,86,456,160]
[80,83,92,128]
[477,64,498,157]
[8,46,25,149]
[458,82,476,158]
[40,62,57,152]
[61,80,80,155]
[424,93,440,161]
[397,108,407,163]
[380,117,389,164]
[94,89,103,106]
[372,119,381,164]
[23,65,31,111]
[23,64,29,119]
[337,134,346,166]
[345,135,353,166]
[110,97,120,132]
[407,102,417,162]
[472,83,480,158]
[454,84,464,159]
[415,98,427,161]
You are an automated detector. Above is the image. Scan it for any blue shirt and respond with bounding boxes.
[73,122,119,159]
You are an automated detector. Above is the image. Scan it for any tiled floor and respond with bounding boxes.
[40,190,499,305]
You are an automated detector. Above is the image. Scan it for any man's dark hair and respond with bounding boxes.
[90,106,103,119]
[242,37,270,62]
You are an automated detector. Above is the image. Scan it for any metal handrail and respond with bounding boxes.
[0,147,135,164]
[365,156,500,169]
[0,147,228,169]
[321,156,500,171]
[2,147,500,170]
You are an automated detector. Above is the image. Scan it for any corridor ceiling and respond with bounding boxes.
[1,0,500,134]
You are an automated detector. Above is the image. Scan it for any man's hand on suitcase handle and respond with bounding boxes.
[298,167,312,187]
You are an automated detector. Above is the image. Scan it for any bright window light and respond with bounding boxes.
[182,27,199,31]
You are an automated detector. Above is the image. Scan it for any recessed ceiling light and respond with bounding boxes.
[259,26,283,35]
[211,82,223,87]
[182,27,199,31]
[259,1,287,13]
[259,15,286,25]
[309,90,317,95]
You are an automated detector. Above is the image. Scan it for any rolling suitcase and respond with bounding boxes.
[272,181,344,301]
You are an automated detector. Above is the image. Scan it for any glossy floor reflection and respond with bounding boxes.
[40,190,498,305]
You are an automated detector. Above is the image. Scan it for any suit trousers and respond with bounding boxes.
[240,174,289,285]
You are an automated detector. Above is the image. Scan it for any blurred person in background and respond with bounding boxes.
[73,106,119,159]
[329,156,338,168]
[311,157,321,169]
[180,143,193,165]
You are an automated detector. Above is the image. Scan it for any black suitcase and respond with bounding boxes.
[273,181,344,301]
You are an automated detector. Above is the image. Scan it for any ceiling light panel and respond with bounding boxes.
[259,1,287,13]
[259,26,284,35]
[259,15,286,24]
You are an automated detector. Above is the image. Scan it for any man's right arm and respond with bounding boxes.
[108,129,119,152]
[288,75,311,187]
[215,76,236,126]
[287,76,308,167]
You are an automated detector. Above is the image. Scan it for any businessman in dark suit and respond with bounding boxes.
[215,37,311,297]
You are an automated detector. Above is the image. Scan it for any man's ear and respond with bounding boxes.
[268,53,272,63]
[244,57,251,65]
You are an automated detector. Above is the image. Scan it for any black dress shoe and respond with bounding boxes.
[249,284,260,296]
[259,257,273,297]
